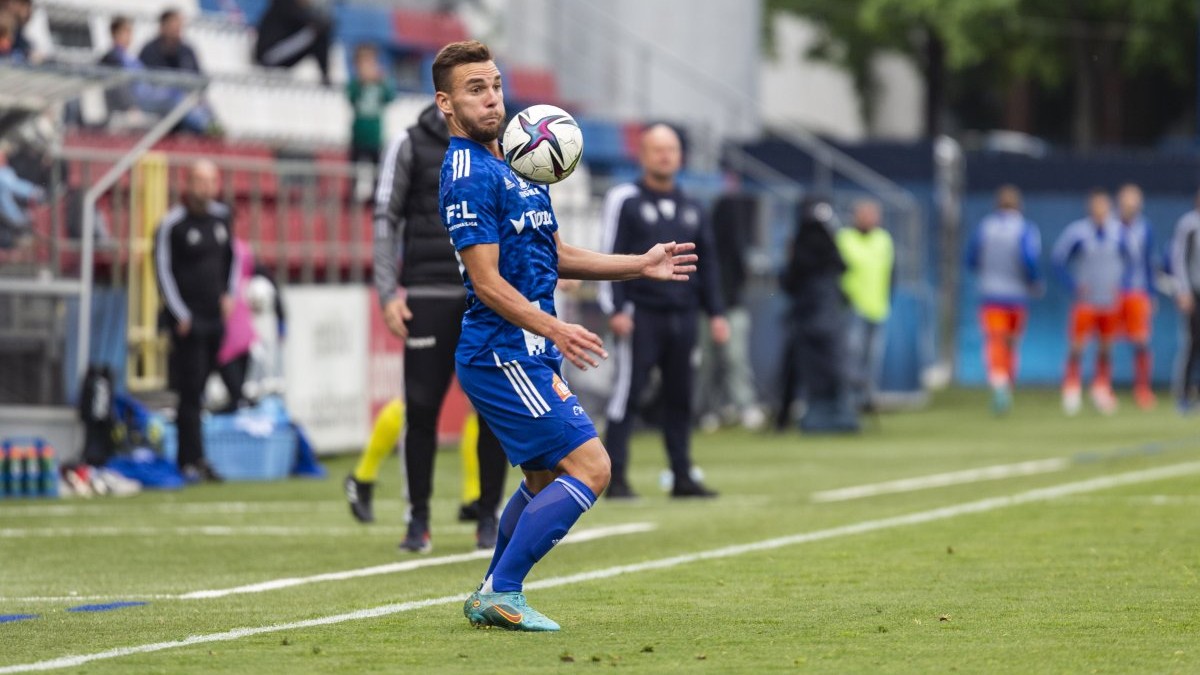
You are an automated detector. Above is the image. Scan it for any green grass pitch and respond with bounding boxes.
[1,388,1198,673]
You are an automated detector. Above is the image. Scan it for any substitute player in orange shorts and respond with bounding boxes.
[1052,189,1129,416]
[965,185,1042,414]
[1115,184,1157,409]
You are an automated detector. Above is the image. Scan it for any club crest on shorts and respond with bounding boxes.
[552,374,572,401]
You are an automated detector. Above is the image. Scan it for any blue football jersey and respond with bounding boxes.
[440,136,562,364]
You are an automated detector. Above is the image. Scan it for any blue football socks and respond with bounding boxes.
[487,476,595,593]
[484,482,534,579]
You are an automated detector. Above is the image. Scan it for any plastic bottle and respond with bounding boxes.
[37,441,57,497]
[11,446,26,497]
[0,440,10,497]
[25,444,41,497]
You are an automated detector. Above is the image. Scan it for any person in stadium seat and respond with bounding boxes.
[0,10,23,62]
[1170,190,1200,412]
[0,0,33,61]
[140,9,201,74]
[0,145,43,249]
[434,40,697,631]
[348,101,507,552]
[253,0,333,86]
[138,9,219,136]
[599,124,727,500]
[1052,188,1128,416]
[1115,184,1158,410]
[97,16,153,127]
[154,160,234,484]
[965,184,1042,414]
[837,198,894,413]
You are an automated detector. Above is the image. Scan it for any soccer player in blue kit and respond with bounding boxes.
[433,40,700,631]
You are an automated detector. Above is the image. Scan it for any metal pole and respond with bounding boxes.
[76,89,204,386]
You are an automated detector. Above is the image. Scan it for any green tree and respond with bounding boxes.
[765,0,1197,146]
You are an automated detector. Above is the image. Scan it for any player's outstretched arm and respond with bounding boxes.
[460,243,608,370]
[556,234,697,282]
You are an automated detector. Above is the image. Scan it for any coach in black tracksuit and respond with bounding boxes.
[600,124,727,499]
[370,102,507,550]
[154,160,234,483]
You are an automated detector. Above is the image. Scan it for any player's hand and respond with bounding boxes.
[641,241,697,281]
[1177,292,1195,315]
[551,321,607,370]
[710,316,731,345]
[220,294,234,320]
[384,296,413,340]
[609,312,633,338]
[176,319,191,337]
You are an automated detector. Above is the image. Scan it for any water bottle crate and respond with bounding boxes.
[0,437,60,500]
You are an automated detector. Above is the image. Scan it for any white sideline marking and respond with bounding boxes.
[0,500,408,517]
[0,526,414,538]
[0,523,655,604]
[3,461,1198,674]
[810,458,1070,502]
[177,522,655,600]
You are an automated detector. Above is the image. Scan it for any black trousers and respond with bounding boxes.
[1183,292,1200,397]
[404,295,506,521]
[170,327,222,468]
[255,21,331,80]
[218,352,250,412]
[604,306,698,481]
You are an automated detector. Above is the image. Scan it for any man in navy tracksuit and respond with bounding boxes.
[598,124,728,499]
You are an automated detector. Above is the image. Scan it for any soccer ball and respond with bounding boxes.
[502,104,584,184]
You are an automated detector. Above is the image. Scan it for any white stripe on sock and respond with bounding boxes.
[555,478,593,511]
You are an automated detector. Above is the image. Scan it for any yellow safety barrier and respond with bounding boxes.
[126,152,169,391]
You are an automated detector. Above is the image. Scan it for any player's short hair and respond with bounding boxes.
[110,15,130,36]
[1087,187,1110,202]
[1117,182,1142,198]
[160,8,180,25]
[995,184,1021,210]
[432,40,492,94]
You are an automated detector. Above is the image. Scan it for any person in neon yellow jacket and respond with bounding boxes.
[348,400,487,524]
[836,199,894,412]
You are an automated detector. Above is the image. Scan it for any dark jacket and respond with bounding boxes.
[711,193,757,309]
[139,36,202,73]
[604,181,723,316]
[373,103,463,305]
[781,196,846,319]
[154,201,235,333]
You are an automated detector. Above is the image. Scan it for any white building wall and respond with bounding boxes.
[501,0,762,143]
[759,13,922,141]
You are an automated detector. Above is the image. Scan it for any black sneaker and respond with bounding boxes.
[399,518,432,554]
[671,476,718,499]
[344,474,375,523]
[476,514,499,550]
[605,479,638,500]
[182,461,224,484]
[457,500,481,522]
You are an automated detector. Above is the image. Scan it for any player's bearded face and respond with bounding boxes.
[451,62,506,143]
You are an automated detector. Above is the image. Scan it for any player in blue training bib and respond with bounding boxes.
[432,40,699,632]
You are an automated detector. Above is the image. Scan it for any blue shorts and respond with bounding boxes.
[456,351,598,471]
